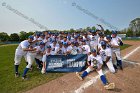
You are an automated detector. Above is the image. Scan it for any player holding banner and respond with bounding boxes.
[76,49,115,90]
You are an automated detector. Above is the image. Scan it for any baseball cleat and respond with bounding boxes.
[22,75,29,80]
[15,73,20,78]
[76,72,83,81]
[104,83,115,90]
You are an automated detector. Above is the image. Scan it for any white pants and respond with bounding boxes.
[85,66,104,76]
[14,54,27,65]
[42,54,47,63]
[112,50,122,60]
[106,61,115,73]
[26,52,36,68]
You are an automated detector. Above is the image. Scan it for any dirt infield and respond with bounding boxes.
[25,40,140,93]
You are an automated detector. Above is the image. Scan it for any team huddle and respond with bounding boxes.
[14,25,123,90]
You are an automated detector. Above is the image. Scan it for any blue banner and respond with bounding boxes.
[46,54,87,72]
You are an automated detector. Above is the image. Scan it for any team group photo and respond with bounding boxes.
[0,0,140,93]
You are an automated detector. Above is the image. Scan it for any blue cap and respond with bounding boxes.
[74,35,78,38]
[40,34,45,36]
[52,39,57,42]
[98,32,104,36]
[106,35,112,39]
[71,42,75,44]
[101,41,106,46]
[112,31,117,34]
[36,33,40,36]
[63,42,68,46]
[82,40,86,42]
[88,30,92,32]
[64,32,68,34]
[91,30,96,33]
[28,35,34,40]
[46,45,51,48]
[91,49,96,53]
[48,32,52,34]
[39,42,45,45]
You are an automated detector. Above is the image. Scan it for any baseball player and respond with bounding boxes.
[41,45,55,74]
[98,41,116,73]
[111,31,123,70]
[89,30,98,50]
[34,42,45,70]
[106,32,123,70]
[55,41,65,55]
[50,40,59,54]
[14,36,35,77]
[76,49,115,90]
[80,40,91,55]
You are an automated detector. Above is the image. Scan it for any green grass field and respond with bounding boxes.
[0,44,130,93]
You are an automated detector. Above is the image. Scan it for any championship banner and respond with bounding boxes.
[46,54,87,72]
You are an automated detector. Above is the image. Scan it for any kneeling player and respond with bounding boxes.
[41,45,55,74]
[76,49,115,90]
[99,41,116,73]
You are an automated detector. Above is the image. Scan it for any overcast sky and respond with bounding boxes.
[0,0,140,34]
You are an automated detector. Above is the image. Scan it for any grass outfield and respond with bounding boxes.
[0,44,130,93]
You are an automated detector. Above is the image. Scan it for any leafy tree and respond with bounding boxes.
[91,26,96,31]
[126,28,133,37]
[19,31,28,41]
[0,32,10,42]
[69,28,75,33]
[27,32,34,37]
[10,33,20,41]
[104,29,111,35]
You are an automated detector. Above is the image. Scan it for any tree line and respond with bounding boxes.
[0,26,140,42]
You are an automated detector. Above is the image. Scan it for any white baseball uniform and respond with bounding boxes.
[111,38,122,61]
[86,54,104,76]
[99,47,115,73]
[81,45,91,54]
[14,40,30,65]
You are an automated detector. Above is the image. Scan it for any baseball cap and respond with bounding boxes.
[52,39,57,43]
[63,42,68,46]
[36,33,40,36]
[40,34,45,37]
[28,35,34,40]
[112,31,117,34]
[106,35,112,39]
[91,49,96,53]
[46,45,51,48]
[91,30,96,33]
[39,42,45,45]
[101,41,106,46]
[82,40,86,42]
[71,42,75,45]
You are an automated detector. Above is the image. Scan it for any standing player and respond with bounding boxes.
[14,36,35,77]
[80,40,91,55]
[111,31,123,70]
[98,41,116,73]
[89,30,98,50]
[76,49,115,90]
[106,32,123,70]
